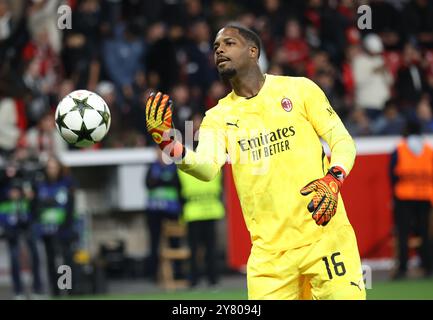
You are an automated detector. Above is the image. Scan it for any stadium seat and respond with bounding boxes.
[159,220,191,290]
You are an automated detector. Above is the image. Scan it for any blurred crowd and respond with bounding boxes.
[0,0,433,158]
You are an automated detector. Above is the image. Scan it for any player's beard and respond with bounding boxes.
[218,67,237,83]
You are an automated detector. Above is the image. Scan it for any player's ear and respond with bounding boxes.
[249,45,259,59]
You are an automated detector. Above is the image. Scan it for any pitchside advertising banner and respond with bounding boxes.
[225,135,433,270]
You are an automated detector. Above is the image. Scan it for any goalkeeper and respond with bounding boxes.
[145,24,365,300]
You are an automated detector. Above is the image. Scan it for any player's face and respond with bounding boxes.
[213,28,251,79]
[46,158,61,180]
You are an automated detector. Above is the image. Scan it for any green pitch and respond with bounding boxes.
[68,278,433,300]
[73,288,247,300]
[366,278,433,300]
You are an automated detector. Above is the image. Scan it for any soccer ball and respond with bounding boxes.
[55,90,111,147]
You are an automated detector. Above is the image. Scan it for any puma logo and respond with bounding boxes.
[350,281,362,291]
[226,120,239,128]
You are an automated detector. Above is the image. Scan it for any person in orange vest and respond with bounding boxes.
[390,120,433,279]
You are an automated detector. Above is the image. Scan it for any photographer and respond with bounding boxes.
[0,149,43,299]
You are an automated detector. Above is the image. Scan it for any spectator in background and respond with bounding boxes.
[35,155,77,297]
[319,0,348,64]
[62,0,104,91]
[344,108,372,137]
[341,44,361,110]
[0,0,28,73]
[395,42,427,115]
[185,0,205,22]
[95,81,123,148]
[371,99,406,136]
[121,0,164,27]
[254,12,276,61]
[27,0,62,54]
[178,169,224,290]
[145,22,178,92]
[69,0,104,91]
[269,45,296,76]
[24,110,68,162]
[57,78,74,101]
[0,0,12,42]
[353,33,393,121]
[144,148,182,282]
[261,0,288,39]
[302,0,322,51]
[170,83,196,135]
[369,0,404,50]
[390,121,433,279]
[96,77,146,148]
[208,0,236,31]
[427,70,433,102]
[204,81,227,111]
[0,0,23,62]
[267,63,284,76]
[0,97,20,153]
[404,0,433,49]
[306,50,333,79]
[102,22,145,108]
[184,20,219,93]
[178,114,225,289]
[314,69,345,118]
[415,95,433,134]
[126,72,150,141]
[0,148,43,299]
[281,19,309,75]
[21,27,60,126]
[21,59,49,127]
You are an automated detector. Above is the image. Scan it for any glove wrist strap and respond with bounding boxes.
[328,166,346,186]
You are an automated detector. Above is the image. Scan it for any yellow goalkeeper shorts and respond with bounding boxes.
[247,224,366,300]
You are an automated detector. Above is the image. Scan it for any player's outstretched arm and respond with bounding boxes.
[145,92,224,181]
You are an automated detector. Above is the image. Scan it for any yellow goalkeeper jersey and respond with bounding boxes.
[179,74,356,252]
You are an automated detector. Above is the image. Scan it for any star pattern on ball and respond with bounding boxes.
[97,104,110,126]
[72,122,95,143]
[69,97,97,144]
[71,97,93,117]
[55,112,67,129]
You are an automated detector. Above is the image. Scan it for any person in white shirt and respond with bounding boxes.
[353,33,393,121]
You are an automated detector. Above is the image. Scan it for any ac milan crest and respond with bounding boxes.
[281,98,293,112]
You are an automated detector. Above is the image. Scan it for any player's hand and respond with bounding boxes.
[300,166,346,226]
[145,91,174,150]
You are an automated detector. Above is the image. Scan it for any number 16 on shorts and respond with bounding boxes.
[322,252,346,279]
